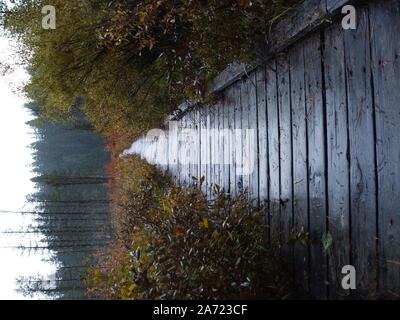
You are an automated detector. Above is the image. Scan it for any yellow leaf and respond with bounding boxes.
[129,284,137,292]
[203,217,209,229]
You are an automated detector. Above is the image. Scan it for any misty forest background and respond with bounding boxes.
[16,103,110,299]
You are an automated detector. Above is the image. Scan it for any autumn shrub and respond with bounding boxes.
[86,156,292,299]
[4,0,302,138]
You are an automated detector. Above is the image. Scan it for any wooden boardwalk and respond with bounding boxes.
[124,0,400,299]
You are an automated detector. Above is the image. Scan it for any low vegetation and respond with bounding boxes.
[85,156,293,299]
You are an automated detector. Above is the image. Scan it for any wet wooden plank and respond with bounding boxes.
[160,127,169,173]
[211,103,217,191]
[195,109,201,182]
[277,55,293,267]
[256,67,268,207]
[241,77,251,196]
[248,71,259,204]
[208,63,251,94]
[289,41,310,292]
[344,8,377,298]
[210,106,216,196]
[219,99,225,190]
[222,90,231,193]
[266,61,281,246]
[189,110,198,184]
[213,103,220,193]
[206,109,212,199]
[200,108,208,194]
[177,117,183,184]
[324,23,350,298]
[369,0,400,295]
[190,111,195,184]
[178,116,184,184]
[304,33,328,299]
[168,120,179,180]
[267,0,327,57]
[326,0,349,13]
[182,115,190,185]
[229,84,238,197]
[186,113,193,185]
[235,81,244,195]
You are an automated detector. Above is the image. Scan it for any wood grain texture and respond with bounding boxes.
[234,81,243,195]
[218,98,225,190]
[277,55,294,268]
[229,84,238,198]
[370,0,400,295]
[304,33,328,299]
[206,107,213,198]
[267,0,327,57]
[324,23,350,298]
[248,71,259,204]
[168,119,179,180]
[222,90,231,193]
[256,67,268,207]
[289,41,310,292]
[266,61,281,248]
[241,77,251,196]
[344,7,377,298]
[199,108,208,194]
[326,0,349,13]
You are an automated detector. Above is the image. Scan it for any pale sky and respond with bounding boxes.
[0,35,56,300]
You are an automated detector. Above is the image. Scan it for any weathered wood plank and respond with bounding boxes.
[324,23,350,298]
[219,99,225,190]
[277,55,294,268]
[208,63,251,94]
[266,0,327,58]
[177,117,183,184]
[235,81,244,195]
[182,115,190,185]
[186,112,193,185]
[369,0,400,295]
[229,84,238,197]
[266,61,281,246]
[195,109,201,182]
[256,67,268,208]
[304,33,328,299]
[241,77,251,196]
[168,119,179,180]
[160,127,169,173]
[200,108,208,193]
[344,7,377,298]
[289,41,310,292]
[214,104,219,190]
[213,103,220,193]
[208,106,215,194]
[248,71,259,203]
[222,90,230,193]
[326,0,349,13]
[190,110,198,183]
[206,109,212,199]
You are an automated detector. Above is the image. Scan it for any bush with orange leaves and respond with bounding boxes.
[85,155,293,299]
